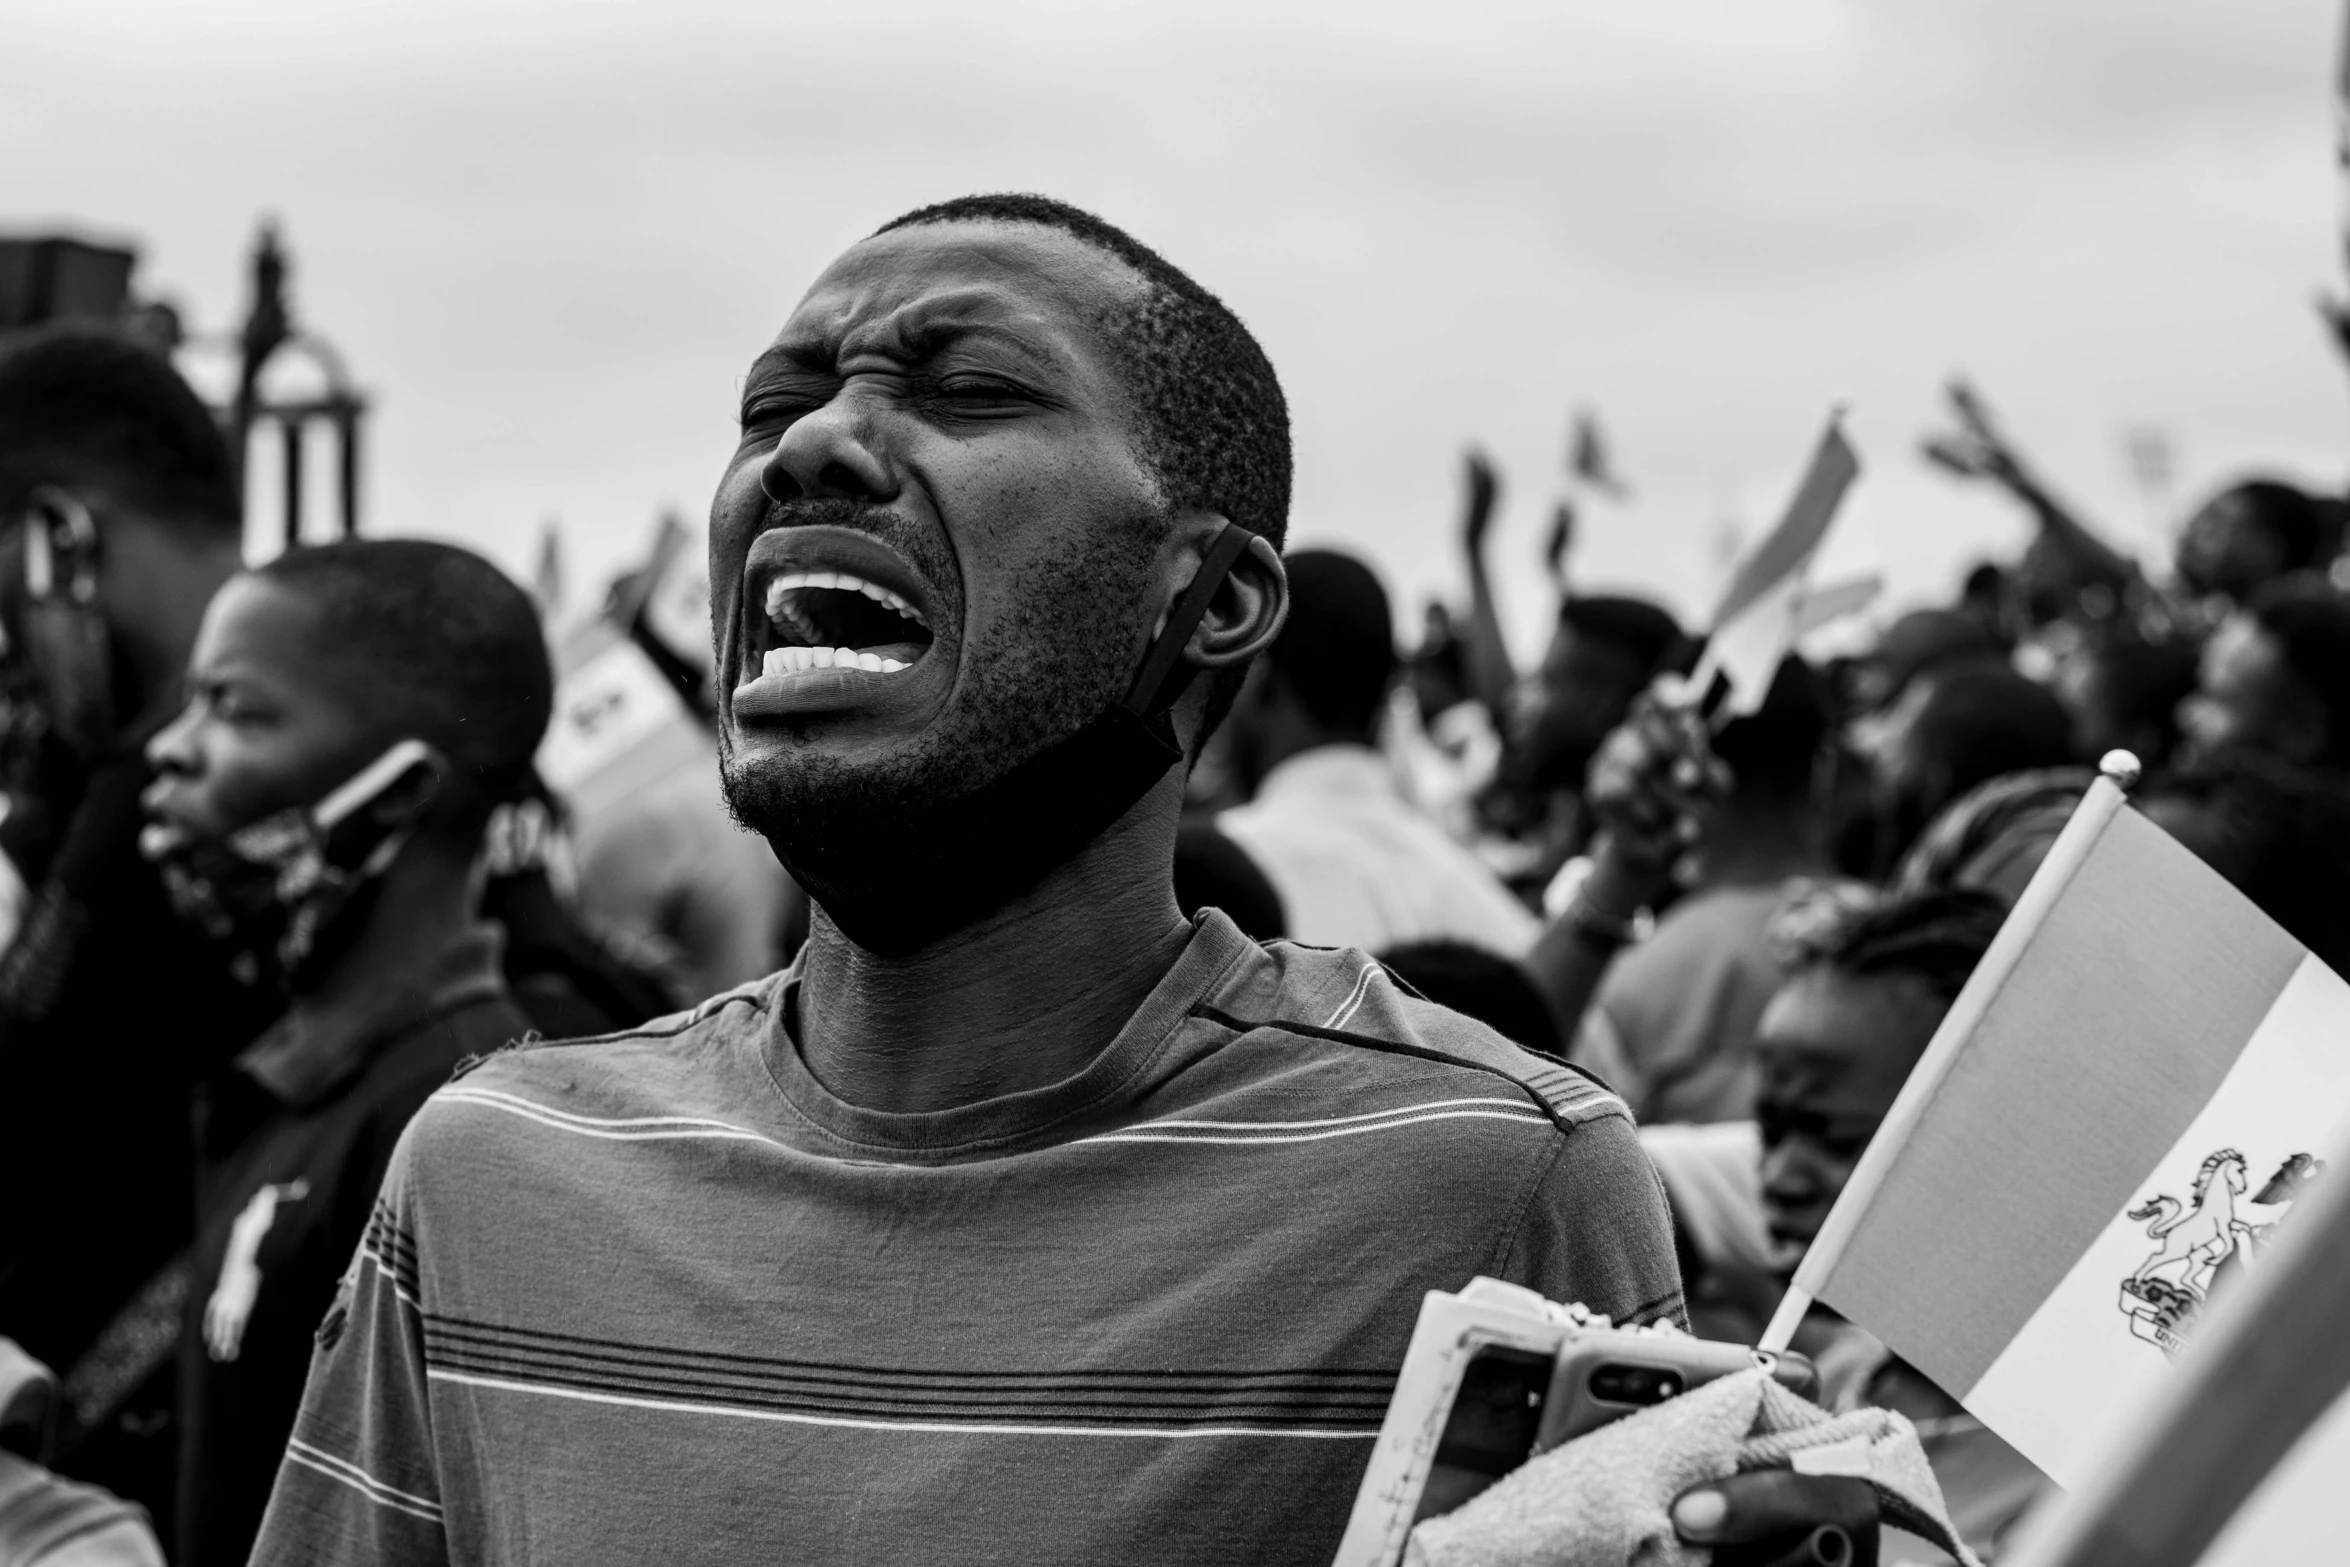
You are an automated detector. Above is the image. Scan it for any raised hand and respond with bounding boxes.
[1918,377,2023,488]
[1462,448,1501,556]
[1584,678,1733,871]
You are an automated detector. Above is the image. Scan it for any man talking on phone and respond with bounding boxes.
[251,196,1844,1565]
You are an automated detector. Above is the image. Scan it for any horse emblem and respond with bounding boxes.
[2117,1149,2320,1358]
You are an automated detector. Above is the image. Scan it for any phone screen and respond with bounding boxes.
[1409,1347,1552,1525]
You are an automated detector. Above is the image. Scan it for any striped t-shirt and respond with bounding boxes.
[250,910,1680,1566]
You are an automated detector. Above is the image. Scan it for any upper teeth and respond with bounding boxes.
[762,647,909,676]
[764,571,926,628]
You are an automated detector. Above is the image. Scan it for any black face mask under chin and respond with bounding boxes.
[768,524,1259,958]
[142,740,446,990]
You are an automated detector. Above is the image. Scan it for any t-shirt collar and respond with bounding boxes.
[762,908,1257,1160]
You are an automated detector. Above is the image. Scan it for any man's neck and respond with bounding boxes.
[793,774,1193,1116]
[292,841,483,1018]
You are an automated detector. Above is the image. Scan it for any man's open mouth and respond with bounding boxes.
[736,525,945,708]
[756,570,933,676]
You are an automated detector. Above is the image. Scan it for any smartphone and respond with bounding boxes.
[1335,1279,1814,1567]
[1533,1334,1816,1454]
[1412,1337,1816,1525]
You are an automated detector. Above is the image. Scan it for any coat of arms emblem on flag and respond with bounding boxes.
[2117,1150,2324,1357]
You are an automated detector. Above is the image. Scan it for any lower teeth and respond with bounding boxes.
[761,647,908,676]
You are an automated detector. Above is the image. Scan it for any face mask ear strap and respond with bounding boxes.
[1121,523,1261,723]
[22,486,100,605]
[314,738,446,830]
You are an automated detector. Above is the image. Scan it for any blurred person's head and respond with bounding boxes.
[1221,548,1394,795]
[143,540,553,983]
[1891,766,2094,908]
[2175,479,2331,605]
[2178,582,2350,773]
[1956,561,2016,647]
[1710,657,1829,819]
[1864,666,2075,875]
[1843,608,2003,718]
[1377,939,1561,1055]
[2140,751,2350,977]
[2056,636,2199,771]
[1505,594,1682,796]
[0,325,246,751]
[2013,530,2132,630]
[1756,889,2006,1259]
[709,194,1291,954]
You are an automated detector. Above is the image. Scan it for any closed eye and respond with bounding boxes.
[740,395,819,433]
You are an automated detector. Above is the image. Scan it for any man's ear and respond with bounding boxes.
[1168,516,1286,671]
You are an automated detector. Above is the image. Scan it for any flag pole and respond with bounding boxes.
[1760,767,2136,1353]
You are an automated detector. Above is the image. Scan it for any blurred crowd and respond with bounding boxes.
[1,243,2348,1566]
[1169,388,2350,1558]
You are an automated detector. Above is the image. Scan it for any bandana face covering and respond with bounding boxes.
[142,739,445,988]
[767,523,1260,957]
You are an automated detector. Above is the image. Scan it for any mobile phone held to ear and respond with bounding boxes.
[1330,1278,1815,1567]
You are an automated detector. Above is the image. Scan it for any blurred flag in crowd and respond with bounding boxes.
[1567,407,1629,500]
[1693,412,1862,718]
[1541,501,1575,587]
[533,517,567,618]
[1764,776,2350,1489]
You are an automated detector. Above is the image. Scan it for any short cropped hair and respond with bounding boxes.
[0,324,240,530]
[1791,887,2008,1004]
[253,540,552,835]
[875,195,1290,742]
[876,194,1291,551]
[1265,549,1395,740]
[2248,580,2350,768]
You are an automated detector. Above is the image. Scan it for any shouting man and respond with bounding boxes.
[251,197,1687,1565]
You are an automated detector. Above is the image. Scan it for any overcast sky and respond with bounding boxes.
[7,0,2346,655]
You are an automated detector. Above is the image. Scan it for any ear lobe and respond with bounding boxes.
[1186,530,1287,669]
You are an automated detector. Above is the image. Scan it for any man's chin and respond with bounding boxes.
[718,737,988,846]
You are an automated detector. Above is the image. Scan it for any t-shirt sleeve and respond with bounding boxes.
[247,1133,449,1567]
[1498,1111,1685,1329]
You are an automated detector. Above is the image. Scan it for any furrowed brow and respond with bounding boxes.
[745,339,837,385]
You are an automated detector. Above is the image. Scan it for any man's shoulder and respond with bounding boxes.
[398,974,782,1169]
[1211,939,1628,1133]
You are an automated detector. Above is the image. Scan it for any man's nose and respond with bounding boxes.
[145,702,201,777]
[759,392,895,505]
